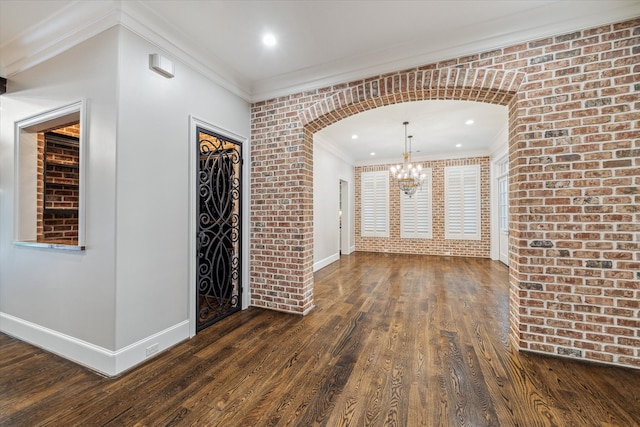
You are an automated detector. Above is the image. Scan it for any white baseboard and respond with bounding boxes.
[0,312,189,376]
[313,253,340,272]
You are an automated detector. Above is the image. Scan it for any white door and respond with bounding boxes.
[498,175,509,265]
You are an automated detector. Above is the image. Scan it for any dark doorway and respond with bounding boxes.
[196,127,242,331]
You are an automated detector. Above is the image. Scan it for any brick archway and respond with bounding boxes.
[250,67,525,318]
[303,68,524,339]
[300,68,524,132]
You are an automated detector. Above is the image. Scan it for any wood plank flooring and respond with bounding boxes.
[1,252,639,426]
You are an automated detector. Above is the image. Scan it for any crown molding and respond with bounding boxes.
[0,0,252,101]
[118,1,252,101]
[314,133,355,166]
[355,149,492,168]
[0,0,119,78]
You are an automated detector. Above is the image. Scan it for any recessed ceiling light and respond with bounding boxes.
[262,33,277,47]
[370,152,376,156]
[352,134,358,139]
[465,119,474,125]
[456,144,462,148]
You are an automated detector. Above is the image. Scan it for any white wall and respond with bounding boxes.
[114,28,250,349]
[0,26,251,375]
[313,134,354,271]
[0,29,119,352]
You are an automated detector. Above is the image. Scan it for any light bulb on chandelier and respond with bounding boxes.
[390,121,426,197]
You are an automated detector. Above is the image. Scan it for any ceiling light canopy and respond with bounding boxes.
[389,121,426,197]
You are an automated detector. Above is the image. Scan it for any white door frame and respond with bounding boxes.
[490,153,509,265]
[339,179,350,255]
[498,174,509,265]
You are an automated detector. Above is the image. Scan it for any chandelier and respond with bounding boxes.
[390,121,426,197]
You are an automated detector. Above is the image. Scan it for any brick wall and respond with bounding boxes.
[355,157,491,256]
[250,18,640,369]
[37,124,80,243]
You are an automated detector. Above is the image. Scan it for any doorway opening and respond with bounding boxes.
[250,67,523,317]
[14,100,86,249]
[196,126,243,332]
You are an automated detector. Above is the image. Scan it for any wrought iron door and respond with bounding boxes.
[196,127,242,331]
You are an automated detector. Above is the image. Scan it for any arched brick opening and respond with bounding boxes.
[250,67,524,315]
[300,68,523,131]
[251,18,640,369]
[301,67,524,343]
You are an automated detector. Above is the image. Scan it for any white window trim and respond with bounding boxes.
[400,168,432,239]
[361,171,389,238]
[445,164,481,241]
[13,100,87,250]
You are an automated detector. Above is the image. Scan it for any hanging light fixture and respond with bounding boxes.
[390,121,426,197]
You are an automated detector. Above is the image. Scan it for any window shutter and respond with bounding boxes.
[445,165,480,240]
[361,171,389,237]
[400,168,432,239]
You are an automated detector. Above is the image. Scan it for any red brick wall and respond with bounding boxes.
[37,124,80,243]
[250,18,640,369]
[355,157,491,257]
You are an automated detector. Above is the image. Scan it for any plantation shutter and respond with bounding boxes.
[361,171,389,237]
[400,168,432,239]
[445,165,481,240]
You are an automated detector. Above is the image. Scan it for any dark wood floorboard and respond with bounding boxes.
[1,252,639,426]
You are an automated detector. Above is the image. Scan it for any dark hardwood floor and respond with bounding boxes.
[1,252,639,426]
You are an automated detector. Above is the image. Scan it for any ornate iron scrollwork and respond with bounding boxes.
[196,128,242,331]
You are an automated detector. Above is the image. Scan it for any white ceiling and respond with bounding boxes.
[317,100,508,164]
[1,0,638,161]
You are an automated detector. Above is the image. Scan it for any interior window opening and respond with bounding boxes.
[14,101,85,250]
